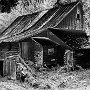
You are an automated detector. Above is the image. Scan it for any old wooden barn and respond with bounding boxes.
[0,0,88,77]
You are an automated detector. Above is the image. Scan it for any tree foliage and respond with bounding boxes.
[0,0,18,13]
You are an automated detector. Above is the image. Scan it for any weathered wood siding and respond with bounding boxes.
[0,42,19,59]
[20,38,35,61]
[20,38,43,66]
[0,42,19,77]
[43,46,56,65]
[3,59,16,77]
[55,3,83,30]
[34,30,66,66]
[43,45,65,66]
[20,42,33,61]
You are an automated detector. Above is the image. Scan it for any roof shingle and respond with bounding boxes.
[0,1,80,42]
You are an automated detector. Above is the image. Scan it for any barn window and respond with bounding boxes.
[51,59,56,61]
[76,8,81,22]
[48,48,54,55]
[76,14,80,20]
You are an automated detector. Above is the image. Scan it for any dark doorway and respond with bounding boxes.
[43,45,65,68]
[0,61,3,76]
[74,49,90,69]
[56,46,65,66]
[20,42,34,61]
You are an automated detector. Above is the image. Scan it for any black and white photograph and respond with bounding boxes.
[0,0,90,90]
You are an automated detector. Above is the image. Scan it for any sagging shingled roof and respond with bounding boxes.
[0,1,80,43]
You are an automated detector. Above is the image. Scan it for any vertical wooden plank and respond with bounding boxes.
[3,61,5,76]
[4,60,7,76]
[66,14,68,29]
[62,19,64,29]
[69,12,72,30]
[67,14,69,29]
[81,6,84,30]
[75,7,77,30]
[66,16,68,29]
[20,42,24,60]
[11,60,16,79]
[73,9,76,30]
[71,11,74,29]
[3,60,8,76]
[19,43,21,56]
[65,17,67,29]
[10,61,13,75]
[64,16,66,29]
[10,61,12,75]
[7,61,10,75]
[5,60,7,75]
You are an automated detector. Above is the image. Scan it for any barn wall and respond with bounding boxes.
[43,46,56,65]
[55,3,83,30]
[20,42,34,61]
[0,42,19,77]
[43,45,65,66]
[74,49,90,69]
[0,42,19,59]
[3,59,16,78]
[20,38,43,66]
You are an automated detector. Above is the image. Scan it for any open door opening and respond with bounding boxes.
[74,49,90,69]
[0,61,3,76]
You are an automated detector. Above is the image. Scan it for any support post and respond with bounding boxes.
[64,50,74,71]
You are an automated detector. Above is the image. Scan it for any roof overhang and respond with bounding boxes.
[32,32,72,50]
[49,28,88,37]
[32,37,58,46]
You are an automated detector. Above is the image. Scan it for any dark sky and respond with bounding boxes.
[0,0,18,13]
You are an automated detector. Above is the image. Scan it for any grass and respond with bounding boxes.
[1,65,90,90]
